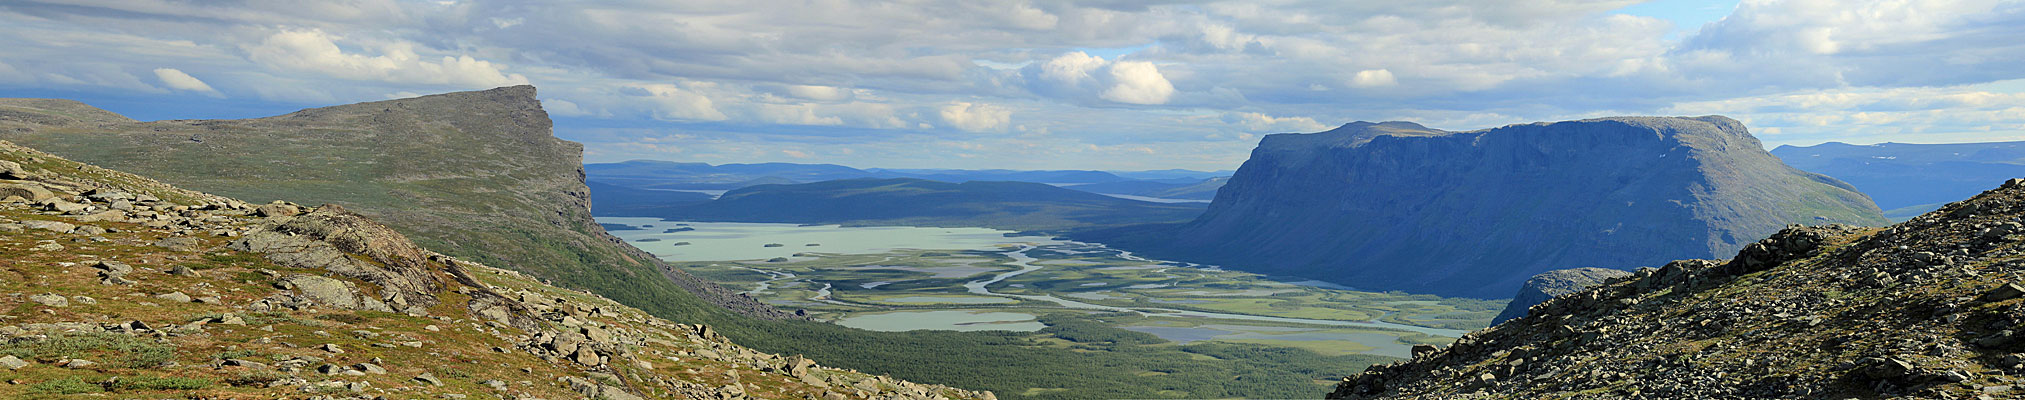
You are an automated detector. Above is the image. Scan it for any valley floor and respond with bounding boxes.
[600,217,1501,359]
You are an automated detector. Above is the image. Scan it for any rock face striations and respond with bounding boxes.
[1104,117,1887,298]
[1490,267,1631,324]
[0,140,989,399]
[0,88,792,320]
[1331,178,2025,399]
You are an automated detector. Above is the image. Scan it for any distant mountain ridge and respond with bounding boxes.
[1081,116,1889,298]
[602,177,1207,231]
[1772,141,2025,219]
[586,159,1229,194]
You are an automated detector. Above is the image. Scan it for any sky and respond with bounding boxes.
[1,0,2022,171]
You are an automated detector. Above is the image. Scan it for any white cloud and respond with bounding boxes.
[1100,61,1176,105]
[542,98,597,117]
[784,85,852,101]
[1222,112,1331,133]
[244,29,528,89]
[1040,52,1106,84]
[152,68,219,95]
[938,101,1011,132]
[1029,52,1176,105]
[2,0,2022,169]
[623,83,727,121]
[1349,69,1397,88]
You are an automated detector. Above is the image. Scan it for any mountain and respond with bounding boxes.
[1772,141,2025,220]
[1489,267,1631,324]
[586,160,874,190]
[1110,169,1235,182]
[1331,179,2025,399]
[1080,117,1889,298]
[865,168,1129,184]
[584,160,1227,192]
[586,180,715,214]
[1067,176,1227,200]
[0,140,985,399]
[608,178,1207,231]
[1,89,1392,399]
[0,87,794,324]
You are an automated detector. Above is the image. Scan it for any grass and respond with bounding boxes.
[0,331,177,369]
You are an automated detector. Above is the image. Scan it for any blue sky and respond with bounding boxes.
[2,0,2022,170]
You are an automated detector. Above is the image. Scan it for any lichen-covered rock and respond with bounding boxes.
[230,205,440,314]
[1492,267,1633,324]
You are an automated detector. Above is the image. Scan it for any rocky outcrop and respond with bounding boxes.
[231,205,443,314]
[1490,267,1633,324]
[1330,178,2025,399]
[1091,116,1889,298]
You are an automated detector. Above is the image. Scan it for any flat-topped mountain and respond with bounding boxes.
[1084,117,1889,298]
[1773,140,2025,219]
[1333,179,2025,399]
[606,177,1206,231]
[0,87,792,322]
[0,140,985,399]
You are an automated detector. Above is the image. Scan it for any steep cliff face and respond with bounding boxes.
[0,87,792,320]
[1331,179,2025,399]
[1131,116,1887,298]
[1490,267,1632,324]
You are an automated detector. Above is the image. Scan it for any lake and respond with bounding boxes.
[836,310,1045,332]
[596,217,1062,262]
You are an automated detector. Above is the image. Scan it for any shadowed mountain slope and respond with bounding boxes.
[1082,117,1888,298]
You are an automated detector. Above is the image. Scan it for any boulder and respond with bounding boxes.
[1,355,30,369]
[28,293,68,307]
[0,182,52,202]
[153,237,203,252]
[230,205,441,313]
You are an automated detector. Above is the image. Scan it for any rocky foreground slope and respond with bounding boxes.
[1094,117,1888,298]
[0,87,791,321]
[0,141,988,399]
[1331,179,2025,399]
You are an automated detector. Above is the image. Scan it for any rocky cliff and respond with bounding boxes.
[0,88,792,321]
[1490,267,1631,324]
[1331,178,2025,399]
[0,140,988,399]
[1098,117,1888,298]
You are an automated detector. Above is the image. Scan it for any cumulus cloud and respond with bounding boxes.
[152,68,219,95]
[1028,52,1176,105]
[1100,61,1176,105]
[245,29,528,89]
[622,83,728,121]
[939,101,1012,132]
[1348,69,1397,88]
[1,0,2021,169]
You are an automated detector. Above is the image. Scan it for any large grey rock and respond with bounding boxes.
[1493,267,1634,324]
[278,275,391,312]
[230,206,440,313]
[28,293,68,307]
[1091,116,1889,297]
[0,182,52,201]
